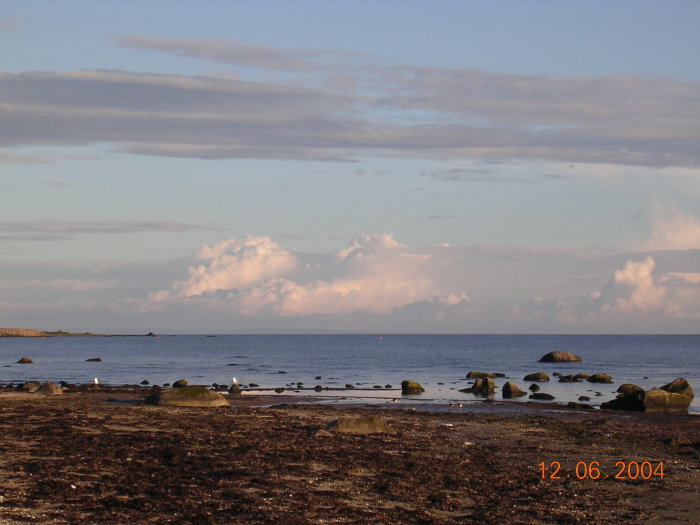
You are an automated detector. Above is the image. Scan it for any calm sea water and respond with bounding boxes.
[1,334,698,413]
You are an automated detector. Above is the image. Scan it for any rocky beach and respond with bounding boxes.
[0,388,698,524]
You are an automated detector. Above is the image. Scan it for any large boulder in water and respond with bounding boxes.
[401,380,425,395]
[538,351,582,363]
[466,371,504,379]
[523,372,550,382]
[172,379,188,388]
[146,386,229,407]
[602,379,694,413]
[17,357,33,364]
[502,381,527,398]
[660,378,694,399]
[587,374,613,384]
[471,377,495,396]
[326,416,396,435]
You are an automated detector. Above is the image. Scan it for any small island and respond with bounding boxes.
[0,328,108,337]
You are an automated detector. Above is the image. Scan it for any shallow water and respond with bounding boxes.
[1,334,698,413]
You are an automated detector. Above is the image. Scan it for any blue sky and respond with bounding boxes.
[1,1,699,333]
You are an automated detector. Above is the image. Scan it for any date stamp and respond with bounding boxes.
[538,460,664,480]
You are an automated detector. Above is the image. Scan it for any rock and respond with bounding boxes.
[86,357,102,362]
[274,387,285,394]
[587,374,613,384]
[578,396,591,401]
[617,383,642,394]
[146,386,229,407]
[538,351,582,363]
[466,371,497,379]
[574,373,590,381]
[140,380,150,385]
[172,379,188,388]
[529,393,555,400]
[345,384,355,389]
[558,375,580,383]
[552,372,562,377]
[373,385,382,389]
[523,372,549,382]
[20,381,41,393]
[567,402,593,410]
[384,384,392,389]
[502,381,527,398]
[643,387,693,413]
[401,380,425,395]
[314,385,323,392]
[313,429,335,438]
[528,383,540,392]
[660,378,694,398]
[77,383,100,392]
[471,377,495,396]
[228,384,241,395]
[315,376,322,380]
[325,416,396,435]
[37,382,63,395]
[248,383,259,388]
[17,357,33,364]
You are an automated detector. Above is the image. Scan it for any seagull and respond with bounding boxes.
[232,377,238,385]
[93,377,99,385]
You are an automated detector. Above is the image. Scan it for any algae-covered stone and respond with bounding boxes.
[538,351,582,363]
[523,372,549,382]
[617,383,642,394]
[326,416,396,435]
[587,374,613,384]
[37,382,63,395]
[660,378,694,399]
[172,379,188,388]
[471,377,495,397]
[17,357,33,364]
[401,380,425,395]
[146,386,229,407]
[529,392,555,400]
[228,384,242,395]
[20,381,41,393]
[466,371,503,379]
[574,373,590,381]
[643,388,692,413]
[502,381,527,398]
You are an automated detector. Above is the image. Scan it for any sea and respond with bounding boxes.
[1,334,698,414]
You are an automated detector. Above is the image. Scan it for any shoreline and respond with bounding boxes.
[0,391,697,523]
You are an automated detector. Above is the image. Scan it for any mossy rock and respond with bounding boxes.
[20,381,41,393]
[523,372,549,382]
[529,392,555,400]
[502,381,527,398]
[146,386,229,407]
[660,378,694,399]
[617,383,642,394]
[538,351,582,363]
[401,380,425,395]
[466,371,502,379]
[228,384,242,395]
[643,388,692,413]
[587,374,613,384]
[172,379,188,388]
[471,377,495,397]
[17,357,33,364]
[37,382,63,395]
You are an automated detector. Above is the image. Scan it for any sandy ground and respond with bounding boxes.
[0,390,697,524]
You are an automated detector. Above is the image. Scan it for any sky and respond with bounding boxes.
[1,0,699,334]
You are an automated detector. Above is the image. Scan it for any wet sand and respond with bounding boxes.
[0,390,698,524]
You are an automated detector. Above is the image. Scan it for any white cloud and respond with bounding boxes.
[636,204,700,251]
[149,234,461,316]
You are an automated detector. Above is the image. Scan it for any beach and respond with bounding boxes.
[0,389,697,524]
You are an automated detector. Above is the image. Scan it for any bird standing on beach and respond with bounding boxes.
[93,377,99,385]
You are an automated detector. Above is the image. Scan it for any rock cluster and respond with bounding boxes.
[601,378,694,413]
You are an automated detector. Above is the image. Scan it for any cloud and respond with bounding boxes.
[148,234,463,316]
[117,35,355,72]
[1,38,698,167]
[635,204,700,251]
[0,220,212,241]
[0,278,118,291]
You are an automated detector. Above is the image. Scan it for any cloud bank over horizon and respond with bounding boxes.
[1,37,699,168]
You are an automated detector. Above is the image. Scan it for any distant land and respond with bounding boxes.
[0,328,110,337]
